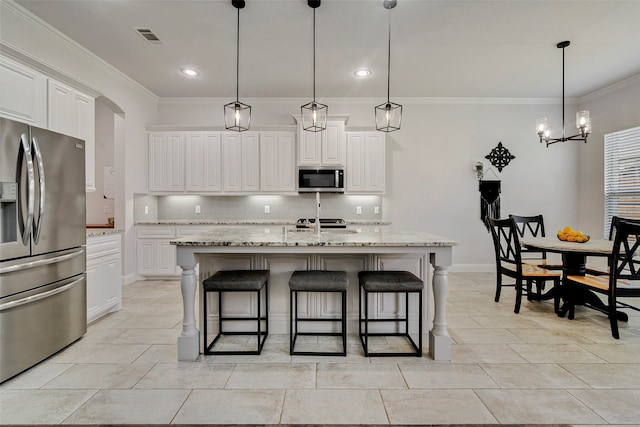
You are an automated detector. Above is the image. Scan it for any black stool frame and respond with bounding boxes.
[359,286,423,357]
[203,281,269,355]
[290,288,347,356]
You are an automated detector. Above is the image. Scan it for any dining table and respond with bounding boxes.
[520,236,627,321]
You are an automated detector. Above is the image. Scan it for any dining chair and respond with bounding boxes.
[488,217,562,313]
[509,214,562,298]
[565,218,640,339]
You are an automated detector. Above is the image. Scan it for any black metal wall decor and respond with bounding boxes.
[479,180,501,231]
[485,142,515,172]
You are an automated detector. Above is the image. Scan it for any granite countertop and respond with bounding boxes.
[87,228,123,237]
[135,220,392,226]
[171,226,456,247]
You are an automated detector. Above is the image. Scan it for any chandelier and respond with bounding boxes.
[536,41,590,147]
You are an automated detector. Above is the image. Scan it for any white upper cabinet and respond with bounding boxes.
[298,121,345,166]
[0,55,47,127]
[260,131,296,193]
[346,131,385,193]
[185,131,222,192]
[222,132,260,192]
[148,132,184,192]
[47,79,96,191]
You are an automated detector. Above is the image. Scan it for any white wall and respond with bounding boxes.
[577,75,640,238]
[158,98,580,268]
[1,0,158,282]
[86,98,115,224]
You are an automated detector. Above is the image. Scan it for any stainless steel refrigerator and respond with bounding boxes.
[1,117,87,383]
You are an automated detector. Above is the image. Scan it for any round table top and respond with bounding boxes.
[521,236,613,256]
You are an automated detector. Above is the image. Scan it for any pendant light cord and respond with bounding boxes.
[236,6,240,102]
[313,7,316,102]
[561,44,565,140]
[386,8,391,103]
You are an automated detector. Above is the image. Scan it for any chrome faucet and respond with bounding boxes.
[315,191,321,235]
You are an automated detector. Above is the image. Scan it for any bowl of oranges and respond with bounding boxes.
[557,226,590,243]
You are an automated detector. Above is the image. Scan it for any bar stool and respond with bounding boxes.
[358,270,423,357]
[289,270,349,356]
[202,270,269,355]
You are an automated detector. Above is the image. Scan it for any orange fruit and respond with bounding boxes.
[567,236,576,242]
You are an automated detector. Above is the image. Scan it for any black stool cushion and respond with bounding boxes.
[203,270,269,291]
[289,270,349,291]
[359,271,424,292]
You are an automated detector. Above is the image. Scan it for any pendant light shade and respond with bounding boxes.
[536,41,590,146]
[224,0,251,132]
[301,0,327,132]
[375,0,402,132]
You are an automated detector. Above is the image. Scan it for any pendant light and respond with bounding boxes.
[301,0,327,132]
[375,0,402,133]
[536,41,590,147]
[224,0,251,132]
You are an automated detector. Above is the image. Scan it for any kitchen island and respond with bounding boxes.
[171,227,457,361]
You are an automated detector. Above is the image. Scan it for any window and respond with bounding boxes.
[604,125,640,235]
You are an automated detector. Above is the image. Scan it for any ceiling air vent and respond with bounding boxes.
[133,27,162,45]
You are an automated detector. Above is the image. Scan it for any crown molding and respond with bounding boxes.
[578,72,640,105]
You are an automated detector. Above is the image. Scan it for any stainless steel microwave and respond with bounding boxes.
[297,168,345,192]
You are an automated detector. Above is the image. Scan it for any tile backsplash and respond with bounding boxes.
[134,193,384,222]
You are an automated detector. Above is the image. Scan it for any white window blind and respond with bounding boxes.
[604,125,640,236]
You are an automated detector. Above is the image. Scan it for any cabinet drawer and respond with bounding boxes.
[86,234,121,258]
[136,226,176,239]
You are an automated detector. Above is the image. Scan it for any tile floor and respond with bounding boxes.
[2,272,640,425]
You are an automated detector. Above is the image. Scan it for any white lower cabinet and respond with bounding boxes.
[86,233,122,323]
[136,226,177,276]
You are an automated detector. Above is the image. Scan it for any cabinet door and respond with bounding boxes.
[260,131,295,192]
[346,132,365,192]
[346,132,385,193]
[157,241,177,275]
[260,132,279,192]
[148,132,184,192]
[103,252,122,308]
[74,92,96,191]
[136,240,156,275]
[85,256,102,322]
[278,132,296,191]
[47,79,75,136]
[222,133,242,192]
[321,121,345,166]
[185,131,222,192]
[297,122,321,165]
[364,132,385,192]
[241,132,260,192]
[0,55,46,127]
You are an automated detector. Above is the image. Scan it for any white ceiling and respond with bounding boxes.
[13,0,640,100]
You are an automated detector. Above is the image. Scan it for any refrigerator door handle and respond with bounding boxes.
[0,276,84,311]
[31,136,46,244]
[19,133,35,246]
[0,249,84,274]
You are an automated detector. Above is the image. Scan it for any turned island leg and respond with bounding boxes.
[176,249,200,361]
[429,262,452,360]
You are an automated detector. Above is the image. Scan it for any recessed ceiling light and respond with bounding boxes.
[181,68,199,77]
[354,68,371,78]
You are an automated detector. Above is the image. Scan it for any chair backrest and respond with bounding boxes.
[609,215,621,241]
[488,217,522,273]
[611,219,640,284]
[509,214,547,258]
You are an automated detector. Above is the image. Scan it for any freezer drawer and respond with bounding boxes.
[0,247,85,299]
[0,274,86,383]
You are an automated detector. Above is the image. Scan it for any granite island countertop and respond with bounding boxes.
[171,226,456,248]
[137,219,391,226]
